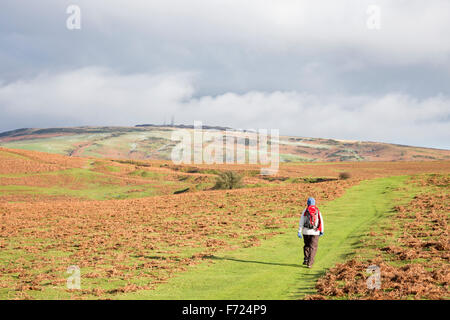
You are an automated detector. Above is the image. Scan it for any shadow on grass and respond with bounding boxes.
[291,269,326,299]
[209,255,301,268]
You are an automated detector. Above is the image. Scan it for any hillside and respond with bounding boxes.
[1,145,449,299]
[0,125,449,162]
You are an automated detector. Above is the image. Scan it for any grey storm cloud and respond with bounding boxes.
[0,0,449,148]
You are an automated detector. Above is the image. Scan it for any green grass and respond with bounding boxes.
[280,153,314,162]
[0,156,225,202]
[129,169,166,180]
[117,175,414,299]
[0,131,175,158]
[0,174,425,299]
[0,167,164,201]
[0,135,102,155]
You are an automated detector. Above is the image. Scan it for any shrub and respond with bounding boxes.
[213,171,243,190]
[339,172,352,180]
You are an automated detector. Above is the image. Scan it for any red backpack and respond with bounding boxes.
[303,205,322,231]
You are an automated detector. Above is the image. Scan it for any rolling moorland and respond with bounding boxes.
[1,125,449,162]
[0,127,448,300]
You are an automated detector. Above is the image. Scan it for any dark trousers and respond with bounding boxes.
[303,235,319,266]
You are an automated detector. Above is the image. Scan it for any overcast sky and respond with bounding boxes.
[0,0,449,148]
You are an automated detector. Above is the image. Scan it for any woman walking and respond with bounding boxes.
[297,197,324,268]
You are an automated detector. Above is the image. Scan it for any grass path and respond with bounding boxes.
[120,176,412,300]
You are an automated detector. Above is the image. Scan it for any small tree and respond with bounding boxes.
[213,171,243,190]
[339,172,351,180]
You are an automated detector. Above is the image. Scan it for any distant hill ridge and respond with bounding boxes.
[0,125,449,162]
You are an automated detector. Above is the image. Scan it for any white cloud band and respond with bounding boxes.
[0,67,448,149]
